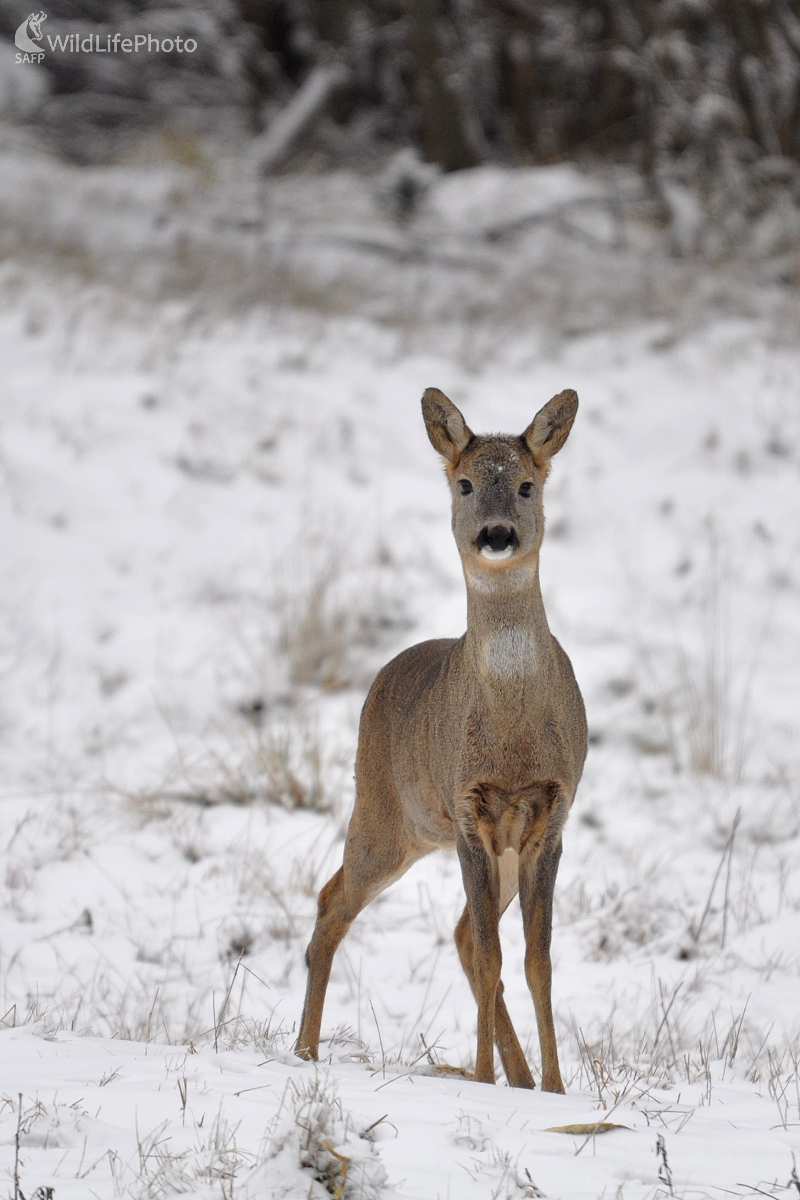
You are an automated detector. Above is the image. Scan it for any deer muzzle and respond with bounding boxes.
[476,524,519,560]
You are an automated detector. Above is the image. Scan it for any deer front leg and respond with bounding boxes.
[455,828,502,1084]
[519,837,564,1093]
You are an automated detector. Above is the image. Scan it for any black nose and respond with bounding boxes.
[477,524,518,552]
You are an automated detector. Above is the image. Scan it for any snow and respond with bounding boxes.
[1,153,800,1199]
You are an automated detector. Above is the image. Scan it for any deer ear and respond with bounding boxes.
[421,388,473,464]
[523,389,578,466]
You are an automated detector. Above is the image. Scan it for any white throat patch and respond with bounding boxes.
[481,625,537,677]
[465,561,536,592]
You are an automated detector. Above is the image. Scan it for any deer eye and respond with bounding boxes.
[518,481,533,498]
[458,479,473,495]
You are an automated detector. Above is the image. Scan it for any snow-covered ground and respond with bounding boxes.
[1,149,800,1199]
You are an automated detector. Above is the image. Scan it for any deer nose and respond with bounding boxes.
[477,525,518,555]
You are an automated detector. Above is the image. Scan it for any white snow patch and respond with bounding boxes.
[0,157,799,1199]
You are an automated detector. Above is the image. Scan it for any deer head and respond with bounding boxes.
[422,387,578,567]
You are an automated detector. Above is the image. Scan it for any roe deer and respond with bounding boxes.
[295,388,587,1091]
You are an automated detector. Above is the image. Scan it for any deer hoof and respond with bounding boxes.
[294,1042,318,1062]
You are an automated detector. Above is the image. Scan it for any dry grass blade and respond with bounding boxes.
[277,569,350,690]
[320,1139,350,1200]
[14,1093,22,1200]
[214,954,243,1053]
[274,558,413,692]
[689,809,742,947]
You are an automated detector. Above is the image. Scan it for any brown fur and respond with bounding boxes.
[295,388,587,1092]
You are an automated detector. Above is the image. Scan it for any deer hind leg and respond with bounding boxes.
[295,813,426,1061]
[519,836,564,1093]
[454,827,502,1084]
[454,900,534,1090]
[295,866,353,1061]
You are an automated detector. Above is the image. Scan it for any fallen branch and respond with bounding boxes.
[255,61,350,174]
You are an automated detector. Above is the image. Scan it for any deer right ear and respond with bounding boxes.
[421,388,473,464]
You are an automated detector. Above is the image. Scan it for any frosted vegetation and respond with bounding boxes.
[0,145,799,1198]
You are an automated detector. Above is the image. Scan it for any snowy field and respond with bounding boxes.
[1,145,800,1199]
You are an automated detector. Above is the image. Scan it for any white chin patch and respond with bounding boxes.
[480,546,513,560]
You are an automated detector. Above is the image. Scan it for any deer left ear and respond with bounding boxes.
[523,389,578,466]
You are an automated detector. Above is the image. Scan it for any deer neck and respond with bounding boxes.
[463,557,551,686]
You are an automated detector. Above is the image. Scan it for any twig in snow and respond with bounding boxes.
[320,1139,350,1200]
[573,1095,627,1156]
[789,1153,800,1195]
[656,1133,675,1196]
[214,953,244,1052]
[369,999,387,1080]
[178,1076,188,1126]
[721,810,742,949]
[690,808,741,946]
[653,978,683,1063]
[14,1094,22,1200]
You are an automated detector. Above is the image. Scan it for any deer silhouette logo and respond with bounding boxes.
[15,12,47,55]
